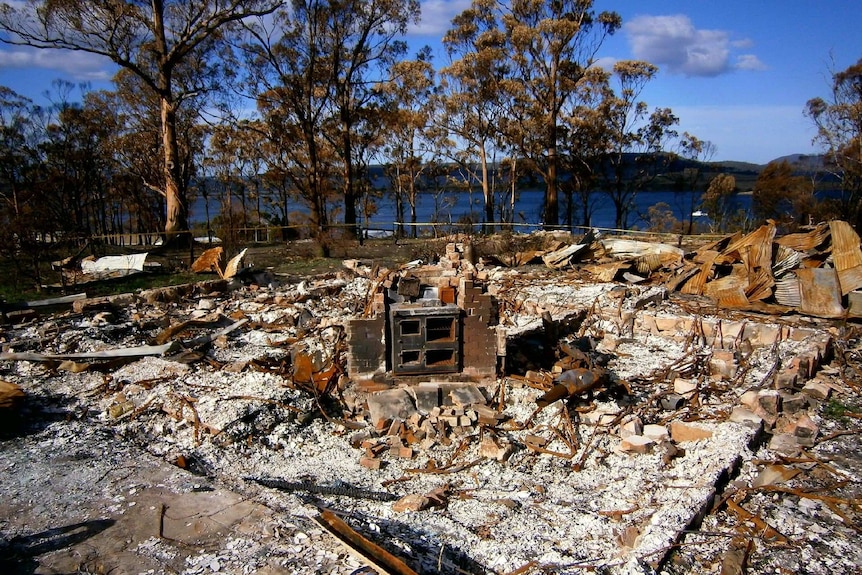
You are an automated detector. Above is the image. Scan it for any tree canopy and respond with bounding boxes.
[0,0,283,244]
[0,0,851,268]
[806,57,862,230]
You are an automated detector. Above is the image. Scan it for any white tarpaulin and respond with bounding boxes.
[81,252,148,274]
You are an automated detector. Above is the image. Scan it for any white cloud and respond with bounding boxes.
[592,56,618,71]
[410,0,472,36]
[735,54,767,71]
[625,14,762,77]
[0,46,113,81]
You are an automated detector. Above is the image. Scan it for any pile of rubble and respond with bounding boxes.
[0,232,860,575]
[538,220,862,319]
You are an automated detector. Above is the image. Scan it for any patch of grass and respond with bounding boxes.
[84,271,203,297]
[0,236,436,304]
[822,398,860,422]
[273,257,344,277]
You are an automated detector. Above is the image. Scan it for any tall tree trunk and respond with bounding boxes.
[341,120,358,240]
[545,148,558,227]
[153,0,187,247]
[394,165,404,238]
[161,96,188,245]
[480,146,493,234]
[544,109,559,228]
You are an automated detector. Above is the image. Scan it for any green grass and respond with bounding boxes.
[0,269,205,304]
[0,237,425,305]
[0,232,566,305]
[822,398,860,423]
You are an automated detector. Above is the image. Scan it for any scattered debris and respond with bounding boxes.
[1,232,861,575]
[315,510,419,575]
[537,220,862,319]
[191,246,248,279]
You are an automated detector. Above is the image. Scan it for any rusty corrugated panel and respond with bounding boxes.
[693,248,720,264]
[848,289,862,318]
[797,267,845,318]
[776,222,831,251]
[584,261,626,282]
[695,232,741,258]
[725,223,776,301]
[635,253,662,275]
[720,224,777,297]
[773,276,802,307]
[772,245,802,278]
[704,267,749,303]
[714,285,750,308]
[746,270,775,302]
[681,251,717,296]
[722,223,775,261]
[829,220,862,295]
[837,266,862,297]
[663,263,700,291]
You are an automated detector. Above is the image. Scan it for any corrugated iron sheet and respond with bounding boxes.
[681,251,717,296]
[797,267,845,318]
[774,275,802,308]
[772,245,802,278]
[829,220,862,295]
[776,222,831,251]
[635,253,662,275]
[704,268,748,300]
[584,261,626,282]
[714,286,750,308]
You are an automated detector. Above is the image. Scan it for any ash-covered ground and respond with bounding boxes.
[0,263,860,575]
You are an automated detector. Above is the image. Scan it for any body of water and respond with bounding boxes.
[190,187,751,234]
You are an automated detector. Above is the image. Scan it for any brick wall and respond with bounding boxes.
[458,278,497,378]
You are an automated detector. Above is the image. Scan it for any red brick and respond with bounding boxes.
[360,456,382,469]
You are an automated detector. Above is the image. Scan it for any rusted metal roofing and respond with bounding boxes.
[776,222,831,251]
[829,220,862,295]
[798,267,845,318]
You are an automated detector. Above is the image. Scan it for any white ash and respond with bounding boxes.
[0,269,855,575]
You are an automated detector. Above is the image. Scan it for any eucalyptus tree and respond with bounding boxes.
[241,0,418,248]
[701,173,737,233]
[806,58,862,230]
[0,87,42,222]
[207,119,269,245]
[440,0,510,232]
[592,60,679,229]
[241,3,341,253]
[669,133,715,234]
[752,160,815,231]
[500,0,620,228]
[39,82,118,241]
[377,48,437,238]
[558,65,609,229]
[325,0,420,239]
[0,0,283,245]
[92,68,207,240]
[0,87,94,285]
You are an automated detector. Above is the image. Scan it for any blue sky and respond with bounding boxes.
[0,0,859,164]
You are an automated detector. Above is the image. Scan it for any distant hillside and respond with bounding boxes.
[771,153,826,170]
[362,153,834,194]
[712,160,762,172]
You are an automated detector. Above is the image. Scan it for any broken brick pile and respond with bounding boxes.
[353,381,507,469]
